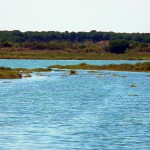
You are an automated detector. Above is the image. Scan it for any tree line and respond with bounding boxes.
[0,30,150,43]
[0,30,150,54]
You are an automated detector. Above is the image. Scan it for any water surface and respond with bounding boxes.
[0,60,150,149]
[0,59,149,69]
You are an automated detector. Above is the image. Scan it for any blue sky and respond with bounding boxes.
[0,0,150,33]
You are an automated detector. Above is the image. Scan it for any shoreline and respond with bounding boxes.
[0,58,148,60]
[49,62,150,72]
[0,50,150,60]
[1,62,150,79]
[0,57,150,60]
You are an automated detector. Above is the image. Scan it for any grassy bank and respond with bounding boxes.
[49,62,150,72]
[1,62,150,79]
[0,49,150,60]
[0,67,52,79]
[0,67,22,79]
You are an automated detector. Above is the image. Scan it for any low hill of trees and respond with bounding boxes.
[0,30,150,54]
[0,30,150,43]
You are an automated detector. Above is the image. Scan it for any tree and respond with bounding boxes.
[70,32,76,42]
[109,40,129,54]
[0,31,150,47]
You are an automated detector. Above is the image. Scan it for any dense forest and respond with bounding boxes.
[0,30,150,54]
[0,30,150,43]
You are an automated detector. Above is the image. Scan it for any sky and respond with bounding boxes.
[0,0,150,33]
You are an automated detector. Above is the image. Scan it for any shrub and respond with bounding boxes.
[109,40,129,54]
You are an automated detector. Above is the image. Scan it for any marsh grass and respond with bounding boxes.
[0,67,22,79]
[33,68,52,72]
[130,84,137,87]
[128,94,139,96]
[1,62,149,79]
[0,66,52,79]
[49,62,150,72]
[53,69,66,72]
[0,49,150,60]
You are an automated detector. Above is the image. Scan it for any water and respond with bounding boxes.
[0,59,149,69]
[0,60,150,150]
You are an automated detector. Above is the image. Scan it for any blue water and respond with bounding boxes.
[0,60,150,150]
[0,59,149,69]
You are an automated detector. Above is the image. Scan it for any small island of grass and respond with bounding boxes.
[0,62,150,79]
[49,62,150,72]
[0,67,22,79]
[0,67,52,79]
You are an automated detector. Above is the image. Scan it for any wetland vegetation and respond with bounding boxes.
[0,67,51,79]
[0,62,150,79]
[50,62,150,72]
[0,30,150,60]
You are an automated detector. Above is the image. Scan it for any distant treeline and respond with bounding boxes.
[1,30,150,54]
[0,30,150,43]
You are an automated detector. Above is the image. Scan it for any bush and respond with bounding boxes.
[109,40,129,54]
[3,41,14,47]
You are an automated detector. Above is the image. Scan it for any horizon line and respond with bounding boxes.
[0,29,150,34]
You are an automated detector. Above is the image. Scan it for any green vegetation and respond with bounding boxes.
[0,67,52,79]
[0,49,150,60]
[128,94,139,96]
[32,68,52,72]
[0,30,150,59]
[109,40,129,54]
[0,67,22,79]
[0,30,150,43]
[1,62,149,79]
[130,84,137,87]
[49,62,150,72]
